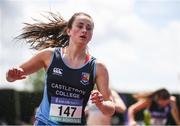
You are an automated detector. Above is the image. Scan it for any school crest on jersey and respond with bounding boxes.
[80,72,90,85]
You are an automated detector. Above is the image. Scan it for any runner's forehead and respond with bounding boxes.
[74,15,94,27]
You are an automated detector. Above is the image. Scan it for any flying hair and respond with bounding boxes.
[16,12,69,50]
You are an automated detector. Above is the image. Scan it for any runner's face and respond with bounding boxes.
[157,99,170,107]
[67,15,94,46]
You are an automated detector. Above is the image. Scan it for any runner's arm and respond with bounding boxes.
[128,99,150,126]
[170,96,180,125]
[6,48,53,82]
[91,60,115,116]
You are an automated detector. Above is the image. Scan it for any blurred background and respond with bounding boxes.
[0,0,180,125]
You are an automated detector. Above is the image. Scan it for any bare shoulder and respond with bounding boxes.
[111,90,121,101]
[138,98,151,107]
[36,48,54,56]
[33,48,54,60]
[38,48,54,67]
[170,96,176,103]
[95,59,108,73]
[30,48,54,68]
[111,90,119,97]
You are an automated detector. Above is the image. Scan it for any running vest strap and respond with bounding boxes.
[46,47,96,125]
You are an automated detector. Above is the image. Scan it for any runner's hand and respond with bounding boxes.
[6,67,26,82]
[90,90,104,106]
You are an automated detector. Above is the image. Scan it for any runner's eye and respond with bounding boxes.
[86,26,92,31]
[77,25,83,29]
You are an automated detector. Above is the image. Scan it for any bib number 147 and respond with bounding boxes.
[58,106,77,117]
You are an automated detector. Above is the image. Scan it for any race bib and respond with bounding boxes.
[151,118,167,125]
[49,97,83,123]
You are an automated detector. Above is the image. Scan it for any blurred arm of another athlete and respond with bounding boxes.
[6,48,52,82]
[128,99,150,126]
[170,96,180,125]
[111,90,127,113]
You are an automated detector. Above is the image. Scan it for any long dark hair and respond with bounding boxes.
[133,88,170,101]
[16,12,93,50]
